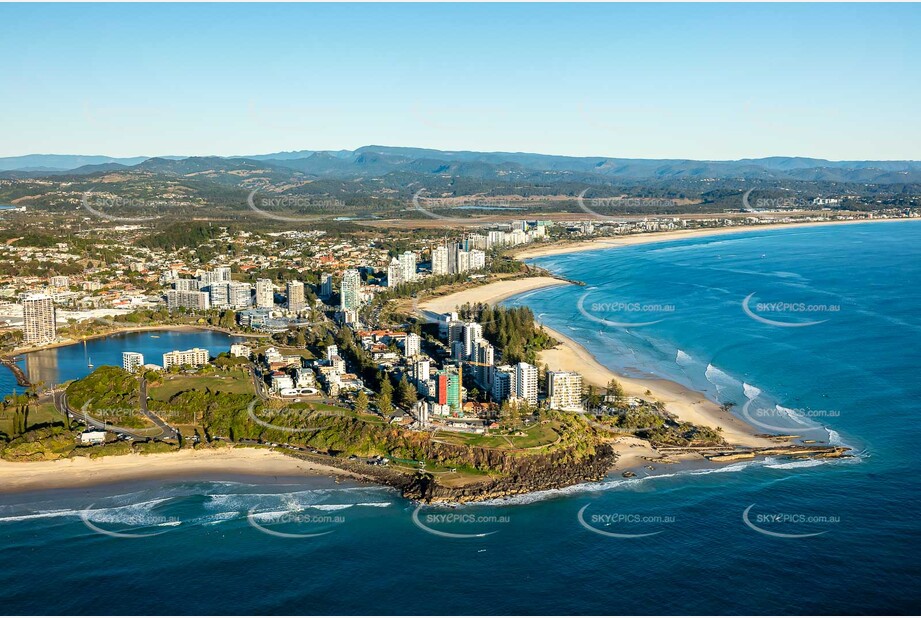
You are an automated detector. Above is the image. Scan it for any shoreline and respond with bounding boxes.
[419,276,774,449]
[512,217,917,260]
[0,447,368,494]
[417,275,572,315]
[537,324,773,449]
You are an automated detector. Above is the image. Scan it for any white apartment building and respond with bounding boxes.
[463,322,483,358]
[387,257,404,288]
[431,246,449,276]
[162,348,209,369]
[547,371,584,412]
[491,365,516,403]
[214,266,232,282]
[399,251,417,282]
[515,362,538,406]
[287,280,306,312]
[122,352,144,373]
[487,230,506,249]
[227,281,253,310]
[404,332,421,357]
[255,279,274,308]
[469,249,486,271]
[21,293,56,345]
[230,344,252,358]
[167,289,211,311]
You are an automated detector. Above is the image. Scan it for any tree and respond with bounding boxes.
[376,379,394,417]
[354,390,369,415]
[607,378,625,402]
[397,376,417,408]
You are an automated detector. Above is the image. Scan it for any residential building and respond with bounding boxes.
[515,362,538,406]
[21,293,56,345]
[387,257,403,288]
[463,322,483,358]
[205,282,229,308]
[122,352,144,373]
[487,230,506,248]
[404,332,421,357]
[399,251,417,282]
[214,266,232,282]
[435,367,462,413]
[547,371,584,412]
[431,245,449,276]
[230,344,252,358]
[340,269,361,312]
[162,348,209,369]
[227,281,253,310]
[471,339,495,387]
[320,273,333,298]
[287,280,306,312]
[469,249,486,271]
[173,278,200,292]
[167,289,211,311]
[491,365,515,403]
[255,278,274,308]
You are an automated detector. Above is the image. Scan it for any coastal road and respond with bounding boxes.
[54,385,177,441]
[54,390,160,440]
[138,376,178,439]
[248,363,269,400]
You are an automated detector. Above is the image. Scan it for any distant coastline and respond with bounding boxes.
[511,216,918,260]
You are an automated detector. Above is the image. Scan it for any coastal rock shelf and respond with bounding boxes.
[704,445,850,463]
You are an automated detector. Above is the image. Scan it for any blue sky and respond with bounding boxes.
[1,3,919,160]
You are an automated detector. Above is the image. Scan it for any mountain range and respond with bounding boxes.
[1,146,919,184]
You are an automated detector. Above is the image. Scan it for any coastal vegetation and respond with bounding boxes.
[64,366,150,429]
[456,302,558,365]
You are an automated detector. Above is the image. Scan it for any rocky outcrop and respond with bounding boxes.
[290,443,619,503]
[705,445,850,462]
[400,443,619,503]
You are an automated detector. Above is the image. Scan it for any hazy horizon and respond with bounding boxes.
[3,144,920,164]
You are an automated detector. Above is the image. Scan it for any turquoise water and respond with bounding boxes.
[1,222,919,614]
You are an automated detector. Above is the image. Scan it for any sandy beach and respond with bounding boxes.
[0,447,364,494]
[512,217,915,260]
[419,276,571,314]
[538,324,772,448]
[419,276,773,449]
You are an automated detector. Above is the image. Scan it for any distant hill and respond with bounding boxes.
[4,147,920,183]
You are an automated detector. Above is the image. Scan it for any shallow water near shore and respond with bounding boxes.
[1,222,920,614]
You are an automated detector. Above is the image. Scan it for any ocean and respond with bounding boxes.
[1,221,919,614]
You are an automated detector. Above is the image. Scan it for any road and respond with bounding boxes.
[248,363,269,400]
[138,375,178,439]
[53,381,177,441]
